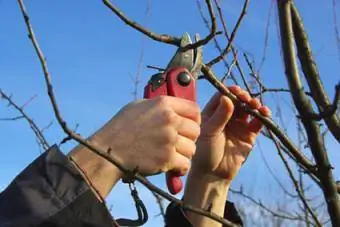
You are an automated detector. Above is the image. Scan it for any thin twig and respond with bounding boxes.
[269,131,322,227]
[230,188,303,221]
[195,0,239,84]
[180,0,217,51]
[0,89,50,151]
[257,0,274,74]
[206,0,249,66]
[332,0,340,65]
[102,0,180,45]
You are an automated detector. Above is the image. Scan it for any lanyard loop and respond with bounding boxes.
[116,182,148,226]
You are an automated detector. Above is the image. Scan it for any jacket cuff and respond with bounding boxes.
[165,200,243,227]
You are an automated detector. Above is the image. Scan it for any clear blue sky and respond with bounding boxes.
[0,0,339,226]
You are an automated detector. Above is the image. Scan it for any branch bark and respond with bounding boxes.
[206,0,249,66]
[290,2,340,142]
[0,89,50,151]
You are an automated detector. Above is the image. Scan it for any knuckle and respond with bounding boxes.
[154,96,169,107]
[188,141,197,158]
[162,127,178,144]
[181,159,190,174]
[161,109,177,125]
[193,123,201,139]
[156,145,173,166]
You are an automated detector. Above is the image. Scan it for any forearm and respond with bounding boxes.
[68,130,123,201]
[183,169,230,227]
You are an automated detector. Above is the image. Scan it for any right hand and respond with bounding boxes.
[95,96,201,177]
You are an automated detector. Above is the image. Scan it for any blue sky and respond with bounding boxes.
[0,0,339,226]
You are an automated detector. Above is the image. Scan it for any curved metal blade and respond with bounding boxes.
[165,33,202,80]
[190,33,203,79]
[165,33,194,71]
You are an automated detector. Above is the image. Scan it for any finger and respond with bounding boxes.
[204,96,234,135]
[175,135,196,159]
[259,106,271,117]
[247,117,263,134]
[159,96,201,124]
[176,118,201,141]
[228,85,242,95]
[169,152,191,176]
[249,98,261,109]
[232,90,251,121]
[202,92,222,119]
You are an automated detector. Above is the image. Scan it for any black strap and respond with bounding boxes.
[116,183,148,226]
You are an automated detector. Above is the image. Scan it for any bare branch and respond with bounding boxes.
[269,131,321,226]
[277,1,340,225]
[195,0,239,84]
[152,192,166,222]
[0,89,50,151]
[291,2,340,142]
[180,0,217,51]
[257,0,274,74]
[206,0,249,66]
[332,0,340,64]
[102,0,180,45]
[230,188,303,221]
[146,65,165,72]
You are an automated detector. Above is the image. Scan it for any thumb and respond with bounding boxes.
[203,96,234,135]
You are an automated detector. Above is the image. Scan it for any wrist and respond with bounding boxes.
[68,136,123,200]
[183,170,230,227]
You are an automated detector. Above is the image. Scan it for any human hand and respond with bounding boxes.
[95,96,201,177]
[191,86,271,183]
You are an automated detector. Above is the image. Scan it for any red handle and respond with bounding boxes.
[144,67,196,194]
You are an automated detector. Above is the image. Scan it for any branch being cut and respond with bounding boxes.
[17,0,238,226]
[180,0,217,51]
[277,1,340,226]
[290,2,340,142]
[206,0,249,66]
[103,0,180,45]
[195,0,239,84]
[104,0,217,51]
[0,89,50,151]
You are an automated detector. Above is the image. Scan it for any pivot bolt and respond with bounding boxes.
[177,72,191,86]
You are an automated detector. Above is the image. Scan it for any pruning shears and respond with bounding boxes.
[144,33,203,194]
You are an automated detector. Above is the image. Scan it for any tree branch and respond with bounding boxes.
[206,0,249,66]
[269,131,321,226]
[180,0,217,51]
[230,188,304,221]
[102,0,180,45]
[0,89,50,151]
[277,1,340,225]
[291,2,340,142]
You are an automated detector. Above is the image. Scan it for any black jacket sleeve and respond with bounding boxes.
[0,145,115,227]
[0,145,242,227]
[165,200,243,227]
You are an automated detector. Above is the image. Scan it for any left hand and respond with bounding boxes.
[191,86,271,183]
